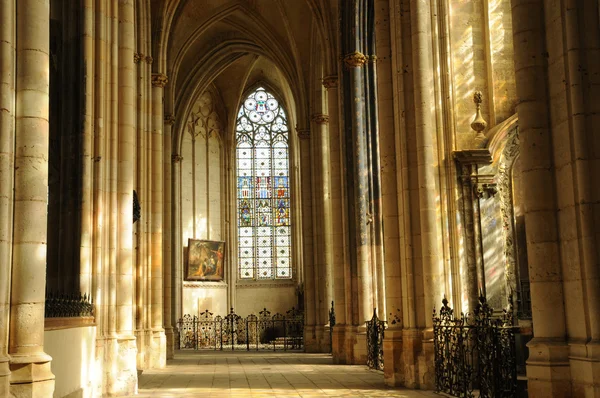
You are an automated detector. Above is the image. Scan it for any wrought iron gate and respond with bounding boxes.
[176,307,304,351]
[366,309,386,371]
[433,296,517,398]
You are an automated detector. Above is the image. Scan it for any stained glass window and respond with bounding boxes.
[236,88,291,280]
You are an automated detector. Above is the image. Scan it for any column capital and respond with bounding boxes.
[145,55,154,64]
[152,73,168,87]
[311,114,329,125]
[164,114,175,125]
[134,53,144,63]
[343,51,367,68]
[171,154,183,163]
[322,75,338,89]
[297,129,310,140]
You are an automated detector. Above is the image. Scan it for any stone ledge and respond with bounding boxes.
[44,316,96,330]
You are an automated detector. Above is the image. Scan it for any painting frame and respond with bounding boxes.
[185,239,225,281]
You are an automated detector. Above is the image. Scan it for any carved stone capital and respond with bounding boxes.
[368,55,378,63]
[322,75,338,89]
[474,182,497,199]
[145,55,154,64]
[343,51,367,68]
[172,154,183,163]
[152,73,168,87]
[311,114,329,125]
[297,129,310,140]
[164,114,175,125]
[134,53,143,63]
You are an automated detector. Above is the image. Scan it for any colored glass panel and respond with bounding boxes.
[235,88,292,280]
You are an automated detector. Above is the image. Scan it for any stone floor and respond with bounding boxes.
[134,351,437,397]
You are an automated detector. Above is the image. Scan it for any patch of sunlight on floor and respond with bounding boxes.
[131,351,436,397]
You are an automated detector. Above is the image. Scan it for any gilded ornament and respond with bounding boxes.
[471,91,488,148]
[343,51,367,68]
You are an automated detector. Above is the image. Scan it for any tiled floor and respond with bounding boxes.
[135,351,437,397]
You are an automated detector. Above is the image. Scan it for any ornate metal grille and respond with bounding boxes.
[176,307,304,351]
[433,295,517,398]
[236,87,292,280]
[45,291,94,318]
[366,309,385,371]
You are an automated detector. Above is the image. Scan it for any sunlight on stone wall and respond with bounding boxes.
[181,89,224,317]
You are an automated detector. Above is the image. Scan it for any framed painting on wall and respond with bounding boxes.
[186,239,225,281]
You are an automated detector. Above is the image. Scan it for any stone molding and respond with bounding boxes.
[44,316,96,331]
[297,129,310,140]
[322,75,338,89]
[151,73,168,88]
[311,114,329,125]
[164,114,175,125]
[183,282,227,289]
[343,51,367,68]
[236,281,296,289]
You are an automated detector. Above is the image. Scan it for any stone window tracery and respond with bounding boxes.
[236,87,291,280]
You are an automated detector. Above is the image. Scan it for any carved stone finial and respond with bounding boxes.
[322,75,338,89]
[134,53,143,63]
[297,129,310,140]
[343,51,367,68]
[471,91,488,148]
[311,114,329,125]
[171,154,183,163]
[151,73,168,87]
[164,114,175,125]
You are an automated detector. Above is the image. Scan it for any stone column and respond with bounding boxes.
[9,0,55,396]
[163,114,175,359]
[298,128,318,351]
[115,0,137,393]
[171,153,183,333]
[511,0,569,395]
[324,76,349,362]
[312,113,334,352]
[0,0,14,394]
[410,0,444,388]
[80,0,94,296]
[151,73,167,368]
[344,51,374,364]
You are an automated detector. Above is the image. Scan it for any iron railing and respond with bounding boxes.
[433,295,517,398]
[176,307,304,351]
[366,308,385,371]
[328,301,335,353]
[45,291,94,318]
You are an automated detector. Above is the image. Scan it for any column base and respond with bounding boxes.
[526,338,571,397]
[304,325,319,352]
[165,327,174,360]
[0,356,10,397]
[151,328,166,368]
[104,335,138,396]
[332,325,348,364]
[569,339,600,396]
[135,329,147,370]
[383,328,404,386]
[332,325,367,365]
[315,325,331,353]
[9,353,55,398]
